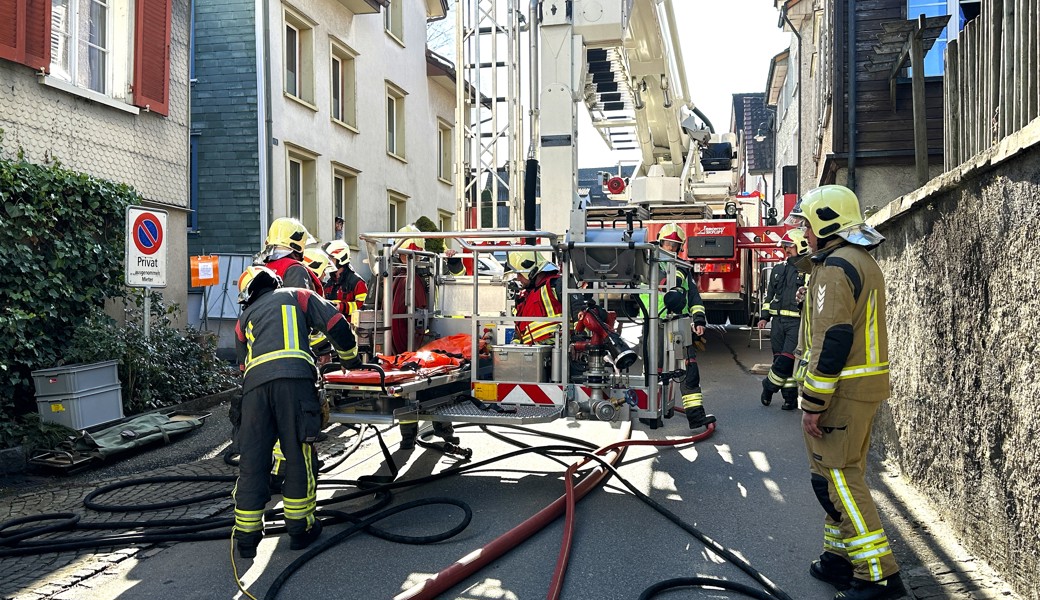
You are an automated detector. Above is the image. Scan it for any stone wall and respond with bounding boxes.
[868,119,1040,599]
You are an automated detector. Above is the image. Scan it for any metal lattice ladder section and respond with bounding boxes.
[453,0,524,230]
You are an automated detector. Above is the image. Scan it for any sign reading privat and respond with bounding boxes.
[125,206,168,288]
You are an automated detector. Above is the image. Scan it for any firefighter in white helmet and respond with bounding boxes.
[757,228,810,410]
[640,224,716,430]
[786,185,902,600]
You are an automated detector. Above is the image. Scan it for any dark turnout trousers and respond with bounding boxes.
[233,378,320,545]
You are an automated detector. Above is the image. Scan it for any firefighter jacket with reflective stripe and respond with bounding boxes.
[799,243,889,413]
[265,256,323,294]
[761,258,806,321]
[235,288,357,394]
[515,271,562,344]
[639,266,706,326]
[327,266,368,316]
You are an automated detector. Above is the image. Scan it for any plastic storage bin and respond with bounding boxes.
[36,384,124,430]
[32,360,119,398]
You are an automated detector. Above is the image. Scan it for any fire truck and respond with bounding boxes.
[323,0,786,433]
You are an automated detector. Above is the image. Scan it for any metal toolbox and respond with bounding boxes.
[491,344,551,382]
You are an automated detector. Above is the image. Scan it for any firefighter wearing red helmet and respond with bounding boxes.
[787,185,902,600]
[231,266,358,560]
[641,223,716,430]
[757,228,810,410]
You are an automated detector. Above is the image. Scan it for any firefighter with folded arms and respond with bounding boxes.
[757,228,811,410]
[232,265,359,559]
[787,185,903,600]
[641,224,716,430]
[508,251,563,345]
[322,240,369,318]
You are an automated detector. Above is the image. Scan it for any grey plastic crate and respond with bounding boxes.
[32,360,119,398]
[36,383,125,430]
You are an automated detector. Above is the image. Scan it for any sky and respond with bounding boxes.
[578,0,792,167]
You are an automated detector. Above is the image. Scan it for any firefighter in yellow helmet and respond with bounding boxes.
[638,224,715,430]
[231,266,358,559]
[756,228,810,410]
[508,251,563,345]
[302,247,335,295]
[786,185,902,599]
[262,217,320,291]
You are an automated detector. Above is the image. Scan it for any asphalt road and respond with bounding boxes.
[62,326,856,600]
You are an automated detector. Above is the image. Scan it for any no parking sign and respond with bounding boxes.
[125,206,168,287]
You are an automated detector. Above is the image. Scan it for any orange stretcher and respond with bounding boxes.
[322,334,483,392]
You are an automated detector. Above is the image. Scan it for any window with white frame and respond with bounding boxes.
[386,82,406,158]
[333,167,359,243]
[330,40,357,128]
[384,0,403,44]
[388,190,408,231]
[50,0,131,97]
[438,211,454,247]
[287,149,317,233]
[907,0,980,76]
[437,119,453,183]
[283,6,314,103]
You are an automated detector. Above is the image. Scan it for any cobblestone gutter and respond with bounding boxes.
[868,117,1040,599]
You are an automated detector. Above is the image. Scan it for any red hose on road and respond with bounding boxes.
[395,420,717,600]
[547,423,717,600]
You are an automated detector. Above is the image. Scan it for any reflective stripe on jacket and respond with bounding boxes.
[515,272,562,344]
[761,259,806,320]
[799,243,889,412]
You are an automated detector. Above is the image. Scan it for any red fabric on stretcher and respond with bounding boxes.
[323,364,457,385]
[323,334,482,386]
[417,334,488,360]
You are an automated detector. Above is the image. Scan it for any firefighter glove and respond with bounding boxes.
[662,289,686,314]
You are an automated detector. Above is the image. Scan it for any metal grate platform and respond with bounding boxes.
[418,403,564,425]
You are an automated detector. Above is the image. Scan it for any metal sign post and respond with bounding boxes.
[125,206,169,339]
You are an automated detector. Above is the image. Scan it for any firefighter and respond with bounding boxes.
[322,240,368,318]
[302,247,335,295]
[232,266,359,559]
[392,225,458,449]
[757,228,811,410]
[787,185,903,600]
[262,217,321,291]
[508,251,562,345]
[641,224,716,430]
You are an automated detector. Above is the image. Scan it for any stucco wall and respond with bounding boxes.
[868,119,1040,598]
[0,0,192,327]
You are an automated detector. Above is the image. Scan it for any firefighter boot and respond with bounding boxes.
[780,388,798,411]
[760,380,773,406]
[433,421,460,445]
[399,422,418,450]
[685,406,717,429]
[809,552,853,591]
[834,573,906,600]
[235,532,261,560]
[289,519,323,551]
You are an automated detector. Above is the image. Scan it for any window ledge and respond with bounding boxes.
[438,176,453,186]
[38,75,140,115]
[386,30,405,48]
[388,151,407,164]
[332,118,359,134]
[284,92,319,112]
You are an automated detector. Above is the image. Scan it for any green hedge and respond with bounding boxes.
[0,154,132,418]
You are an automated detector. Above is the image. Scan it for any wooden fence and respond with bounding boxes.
[944,0,1040,170]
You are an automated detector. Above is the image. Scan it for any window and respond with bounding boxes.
[438,210,453,248]
[386,82,406,158]
[333,167,358,243]
[330,39,357,128]
[388,190,408,231]
[50,0,110,93]
[384,0,403,44]
[437,119,453,183]
[907,0,978,76]
[283,6,314,104]
[286,148,317,234]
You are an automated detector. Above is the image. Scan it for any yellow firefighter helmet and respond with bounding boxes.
[507,251,545,277]
[265,217,314,254]
[657,223,687,244]
[778,228,811,256]
[323,240,351,267]
[398,225,424,252]
[302,248,334,280]
[238,265,282,305]
[787,185,884,247]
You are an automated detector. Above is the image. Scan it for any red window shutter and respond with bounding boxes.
[133,0,172,116]
[23,0,51,71]
[0,0,26,65]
